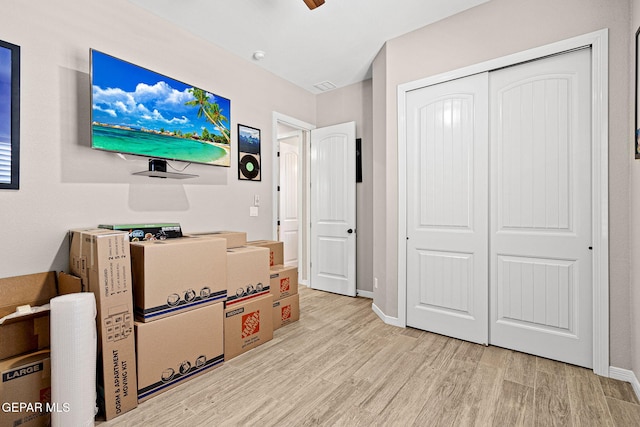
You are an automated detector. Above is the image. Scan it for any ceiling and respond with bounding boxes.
[128,0,488,94]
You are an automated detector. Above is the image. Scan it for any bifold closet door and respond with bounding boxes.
[489,48,593,368]
[405,48,593,368]
[405,72,489,345]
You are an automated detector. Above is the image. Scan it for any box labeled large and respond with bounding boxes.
[272,294,300,331]
[135,303,224,402]
[0,350,51,427]
[226,246,270,306]
[247,240,283,267]
[224,294,273,361]
[69,228,137,420]
[130,237,227,321]
[99,223,183,241]
[186,231,247,249]
[269,265,298,301]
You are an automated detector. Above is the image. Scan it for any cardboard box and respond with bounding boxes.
[224,294,273,361]
[0,350,51,427]
[130,237,227,321]
[247,240,284,267]
[0,271,81,362]
[68,228,137,420]
[57,272,84,295]
[272,294,300,331]
[269,265,298,301]
[185,231,247,249]
[99,223,183,241]
[0,273,57,361]
[226,246,270,306]
[135,303,224,403]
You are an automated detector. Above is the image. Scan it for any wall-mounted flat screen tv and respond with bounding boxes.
[90,49,231,167]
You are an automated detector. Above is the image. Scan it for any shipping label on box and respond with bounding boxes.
[224,294,273,361]
[130,237,227,321]
[69,229,137,420]
[272,294,300,331]
[226,246,270,306]
[247,240,283,267]
[0,350,51,427]
[269,265,298,301]
[135,303,224,402]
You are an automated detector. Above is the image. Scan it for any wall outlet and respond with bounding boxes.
[250,206,259,217]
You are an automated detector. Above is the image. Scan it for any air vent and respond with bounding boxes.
[313,81,337,92]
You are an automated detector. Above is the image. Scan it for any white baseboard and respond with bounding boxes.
[609,366,640,402]
[372,302,404,327]
[356,289,373,299]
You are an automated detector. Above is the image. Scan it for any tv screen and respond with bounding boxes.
[90,49,231,167]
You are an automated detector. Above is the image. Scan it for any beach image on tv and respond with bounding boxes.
[91,50,231,166]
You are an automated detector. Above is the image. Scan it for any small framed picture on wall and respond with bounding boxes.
[238,124,261,181]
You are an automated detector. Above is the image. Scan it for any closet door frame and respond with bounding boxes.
[397,29,609,376]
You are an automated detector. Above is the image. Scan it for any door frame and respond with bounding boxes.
[278,129,302,267]
[272,112,315,285]
[397,29,609,376]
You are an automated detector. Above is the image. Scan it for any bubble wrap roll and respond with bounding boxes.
[50,293,97,427]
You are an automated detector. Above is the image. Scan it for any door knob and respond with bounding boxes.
[347,229,354,234]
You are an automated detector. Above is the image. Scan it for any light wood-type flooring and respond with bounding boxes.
[99,286,640,426]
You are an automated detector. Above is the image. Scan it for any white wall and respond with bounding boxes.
[373,0,632,368]
[316,80,373,293]
[0,0,316,278]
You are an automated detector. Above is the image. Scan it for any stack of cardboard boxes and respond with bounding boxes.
[191,232,275,361]
[128,236,227,402]
[247,241,300,331]
[1,227,302,425]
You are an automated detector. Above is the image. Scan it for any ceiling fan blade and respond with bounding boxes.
[303,0,325,10]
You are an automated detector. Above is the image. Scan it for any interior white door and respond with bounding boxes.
[279,137,300,267]
[310,121,357,296]
[489,48,592,367]
[406,73,489,344]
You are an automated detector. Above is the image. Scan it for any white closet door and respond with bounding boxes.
[489,48,592,367]
[406,73,489,345]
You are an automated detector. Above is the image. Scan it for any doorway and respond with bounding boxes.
[273,113,313,285]
[273,114,357,296]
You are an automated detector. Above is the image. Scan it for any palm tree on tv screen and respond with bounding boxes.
[185,88,230,144]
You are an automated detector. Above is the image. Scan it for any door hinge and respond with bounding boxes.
[277,186,280,191]
[277,151,280,157]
